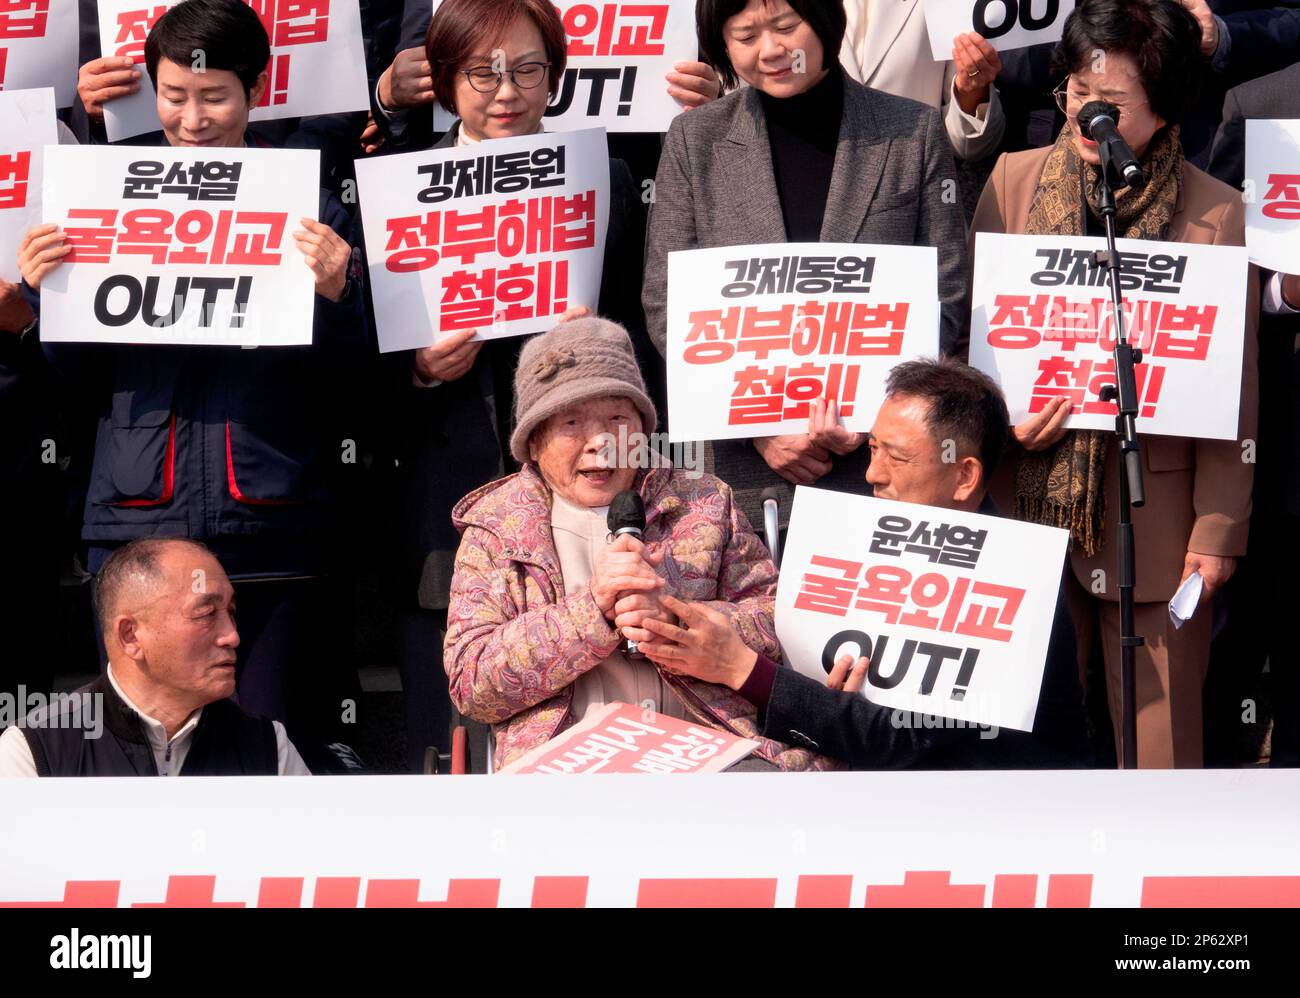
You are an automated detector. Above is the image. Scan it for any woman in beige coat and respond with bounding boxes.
[970,0,1259,768]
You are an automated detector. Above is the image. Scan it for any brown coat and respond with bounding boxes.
[971,146,1260,603]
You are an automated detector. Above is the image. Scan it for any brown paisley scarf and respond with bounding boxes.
[1014,123,1183,555]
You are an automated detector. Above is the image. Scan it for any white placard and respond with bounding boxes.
[0,0,78,107]
[355,127,609,353]
[777,487,1068,733]
[968,232,1248,440]
[427,0,698,134]
[922,0,1076,60]
[39,144,319,346]
[664,242,939,443]
[2,771,1298,907]
[0,87,56,283]
[1244,118,1300,275]
[99,0,370,142]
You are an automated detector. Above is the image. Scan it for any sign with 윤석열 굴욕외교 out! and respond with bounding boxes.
[38,144,319,347]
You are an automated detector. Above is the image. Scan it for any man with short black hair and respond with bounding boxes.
[632,357,1091,769]
[0,537,311,777]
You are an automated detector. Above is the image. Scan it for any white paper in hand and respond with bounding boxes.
[1168,571,1203,630]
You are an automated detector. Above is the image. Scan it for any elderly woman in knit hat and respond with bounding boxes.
[443,317,835,772]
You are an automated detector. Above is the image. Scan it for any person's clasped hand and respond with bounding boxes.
[378,46,435,111]
[77,56,141,122]
[754,434,832,485]
[666,60,721,109]
[807,397,866,456]
[590,533,666,621]
[825,653,869,694]
[637,595,757,689]
[1013,396,1073,451]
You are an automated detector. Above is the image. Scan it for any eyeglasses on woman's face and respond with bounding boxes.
[461,61,550,93]
[1052,78,1149,119]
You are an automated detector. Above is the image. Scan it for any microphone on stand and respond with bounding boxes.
[1077,101,1145,190]
[607,490,648,658]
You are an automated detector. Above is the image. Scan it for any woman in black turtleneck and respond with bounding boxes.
[643,0,969,535]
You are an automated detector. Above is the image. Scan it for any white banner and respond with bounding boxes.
[355,127,609,352]
[1245,118,1300,275]
[0,86,56,283]
[1,771,1298,906]
[0,0,78,107]
[777,487,1068,733]
[922,0,1076,60]
[968,232,1248,440]
[664,243,939,443]
[99,0,370,142]
[39,144,319,346]
[427,0,698,134]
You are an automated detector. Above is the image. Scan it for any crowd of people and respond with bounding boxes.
[1,0,1297,776]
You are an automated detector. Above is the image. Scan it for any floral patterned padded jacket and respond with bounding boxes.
[445,462,840,771]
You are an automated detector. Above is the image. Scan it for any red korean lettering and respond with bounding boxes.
[0,0,49,39]
[1262,172,1300,220]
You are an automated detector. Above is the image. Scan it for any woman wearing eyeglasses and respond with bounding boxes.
[971,0,1259,769]
[380,0,662,772]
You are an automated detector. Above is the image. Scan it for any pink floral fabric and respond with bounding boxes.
[444,463,840,771]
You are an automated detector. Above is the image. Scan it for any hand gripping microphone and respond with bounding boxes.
[1077,100,1145,190]
[607,490,648,657]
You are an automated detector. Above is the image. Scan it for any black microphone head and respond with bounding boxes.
[607,490,646,536]
[1077,100,1119,140]
[760,487,782,506]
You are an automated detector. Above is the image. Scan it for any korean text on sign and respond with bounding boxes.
[969,232,1248,441]
[356,128,610,353]
[0,1,79,105]
[39,144,320,347]
[0,87,56,282]
[1244,119,1300,274]
[429,0,699,133]
[499,702,758,774]
[776,488,1068,732]
[98,0,370,141]
[665,242,939,443]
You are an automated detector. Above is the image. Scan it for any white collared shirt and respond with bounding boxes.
[0,665,311,777]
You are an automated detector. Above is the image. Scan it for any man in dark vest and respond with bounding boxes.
[0,537,310,776]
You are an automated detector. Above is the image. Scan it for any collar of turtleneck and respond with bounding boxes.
[755,60,844,152]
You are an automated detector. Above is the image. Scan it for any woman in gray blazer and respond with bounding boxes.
[643,0,970,532]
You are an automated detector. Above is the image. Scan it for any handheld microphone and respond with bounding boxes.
[1077,101,1145,190]
[607,490,648,657]
[760,487,782,568]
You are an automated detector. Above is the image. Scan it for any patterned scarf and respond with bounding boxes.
[1014,123,1183,555]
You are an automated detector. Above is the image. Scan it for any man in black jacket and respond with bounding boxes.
[0,537,311,776]
[632,358,1091,769]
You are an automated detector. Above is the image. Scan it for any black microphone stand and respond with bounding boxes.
[1093,139,1145,769]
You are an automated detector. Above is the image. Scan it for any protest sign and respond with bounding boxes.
[39,144,319,346]
[99,0,370,142]
[968,232,1248,440]
[498,702,758,775]
[355,127,609,352]
[0,86,56,283]
[776,487,1068,733]
[4,770,1300,907]
[664,242,939,442]
[922,0,1075,60]
[1244,118,1300,275]
[428,0,697,134]
[0,0,78,106]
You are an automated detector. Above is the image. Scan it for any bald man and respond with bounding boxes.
[0,538,310,777]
